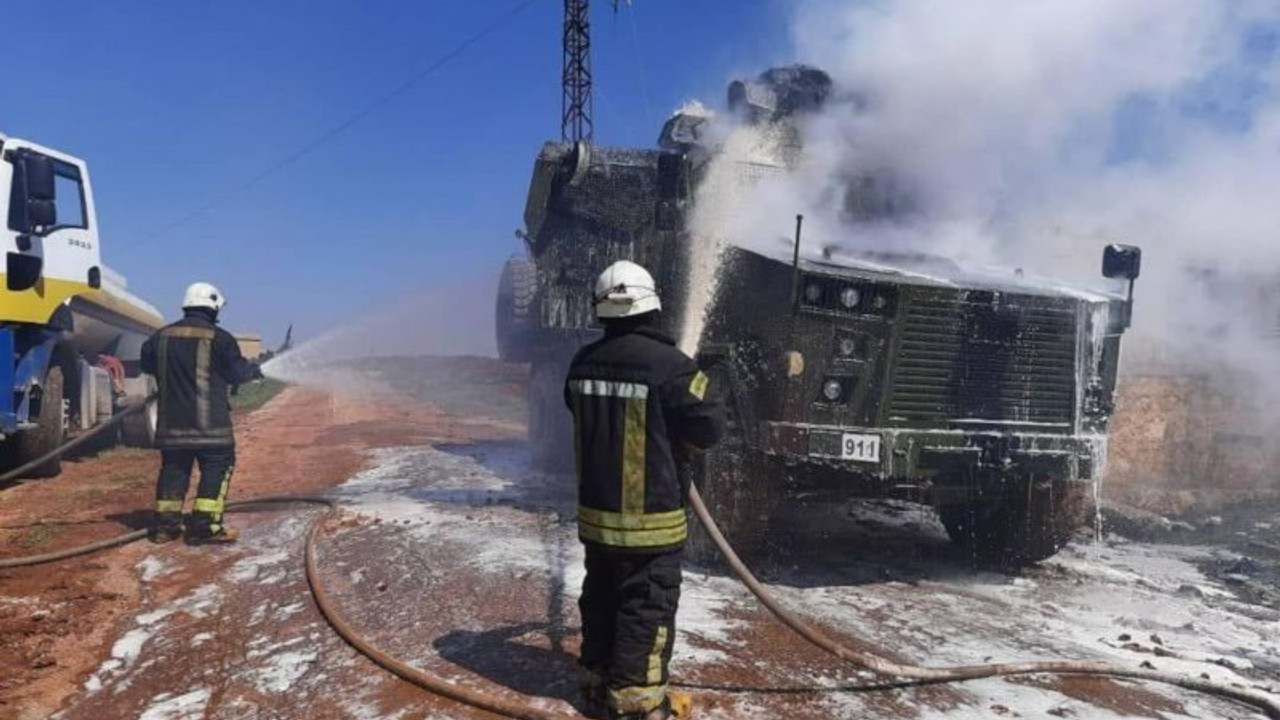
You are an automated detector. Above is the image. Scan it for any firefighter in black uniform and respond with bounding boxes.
[565,261,726,720]
[141,282,262,545]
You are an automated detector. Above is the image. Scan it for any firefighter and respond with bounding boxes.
[565,261,726,720]
[142,282,263,545]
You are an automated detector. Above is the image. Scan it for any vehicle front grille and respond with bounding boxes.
[888,290,1078,426]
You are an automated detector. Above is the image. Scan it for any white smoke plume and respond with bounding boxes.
[686,0,1280,387]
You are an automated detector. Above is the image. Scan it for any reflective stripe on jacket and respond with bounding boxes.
[565,321,726,551]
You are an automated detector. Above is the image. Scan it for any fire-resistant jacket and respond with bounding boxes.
[564,320,726,552]
[140,310,259,449]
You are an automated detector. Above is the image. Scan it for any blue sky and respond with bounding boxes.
[3,0,790,344]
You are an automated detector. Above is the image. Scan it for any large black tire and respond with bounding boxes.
[686,450,785,568]
[528,359,575,473]
[9,368,66,479]
[496,255,539,363]
[939,476,1090,567]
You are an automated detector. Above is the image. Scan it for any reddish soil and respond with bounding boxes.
[0,385,518,720]
[0,373,1270,720]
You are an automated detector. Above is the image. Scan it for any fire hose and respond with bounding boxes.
[2,401,1278,718]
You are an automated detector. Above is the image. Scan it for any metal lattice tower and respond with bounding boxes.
[562,0,593,142]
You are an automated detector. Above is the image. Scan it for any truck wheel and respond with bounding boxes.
[120,375,159,448]
[9,368,66,479]
[496,254,539,363]
[939,477,1089,566]
[686,450,784,568]
[528,359,574,473]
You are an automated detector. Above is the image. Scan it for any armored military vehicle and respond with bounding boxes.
[497,66,1141,565]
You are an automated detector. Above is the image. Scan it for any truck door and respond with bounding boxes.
[4,146,101,325]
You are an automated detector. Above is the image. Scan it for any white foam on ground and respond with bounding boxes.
[136,608,175,626]
[80,582,225,696]
[273,601,306,621]
[227,548,291,583]
[329,444,1277,717]
[66,438,1278,718]
[110,629,150,667]
[335,446,771,666]
[136,688,210,720]
[135,556,170,582]
[247,649,318,693]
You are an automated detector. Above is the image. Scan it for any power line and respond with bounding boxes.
[624,6,655,132]
[145,0,544,241]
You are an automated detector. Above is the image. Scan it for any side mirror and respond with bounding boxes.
[23,154,55,201]
[26,200,56,229]
[1102,244,1142,281]
[8,152,57,234]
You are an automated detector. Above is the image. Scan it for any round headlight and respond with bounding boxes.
[838,336,859,357]
[840,287,861,309]
[821,378,843,402]
[804,283,822,303]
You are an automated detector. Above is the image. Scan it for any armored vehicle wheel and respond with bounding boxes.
[7,368,66,479]
[939,476,1089,566]
[686,449,785,568]
[496,254,539,363]
[528,359,575,473]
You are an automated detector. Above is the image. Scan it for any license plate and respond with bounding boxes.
[841,433,881,463]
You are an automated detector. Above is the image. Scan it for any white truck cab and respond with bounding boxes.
[0,133,160,477]
[1,132,103,323]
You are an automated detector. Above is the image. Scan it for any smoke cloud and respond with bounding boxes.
[686,0,1280,385]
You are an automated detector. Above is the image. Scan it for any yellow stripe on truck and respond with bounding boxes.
[0,276,93,325]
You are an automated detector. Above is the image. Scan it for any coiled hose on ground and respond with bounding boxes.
[2,401,1277,718]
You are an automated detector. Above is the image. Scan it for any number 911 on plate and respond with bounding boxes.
[841,433,881,463]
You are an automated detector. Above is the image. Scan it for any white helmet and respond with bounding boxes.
[594,261,661,319]
[182,282,226,312]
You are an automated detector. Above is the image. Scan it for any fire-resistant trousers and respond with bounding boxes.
[153,448,236,536]
[579,544,682,718]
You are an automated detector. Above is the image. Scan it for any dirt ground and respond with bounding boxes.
[0,382,519,720]
[1,363,1277,720]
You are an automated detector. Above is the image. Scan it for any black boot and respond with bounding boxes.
[185,513,239,546]
[150,511,184,544]
[578,666,609,719]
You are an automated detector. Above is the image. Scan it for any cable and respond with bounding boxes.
[0,495,325,570]
[0,528,148,569]
[143,0,544,241]
[0,397,152,487]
